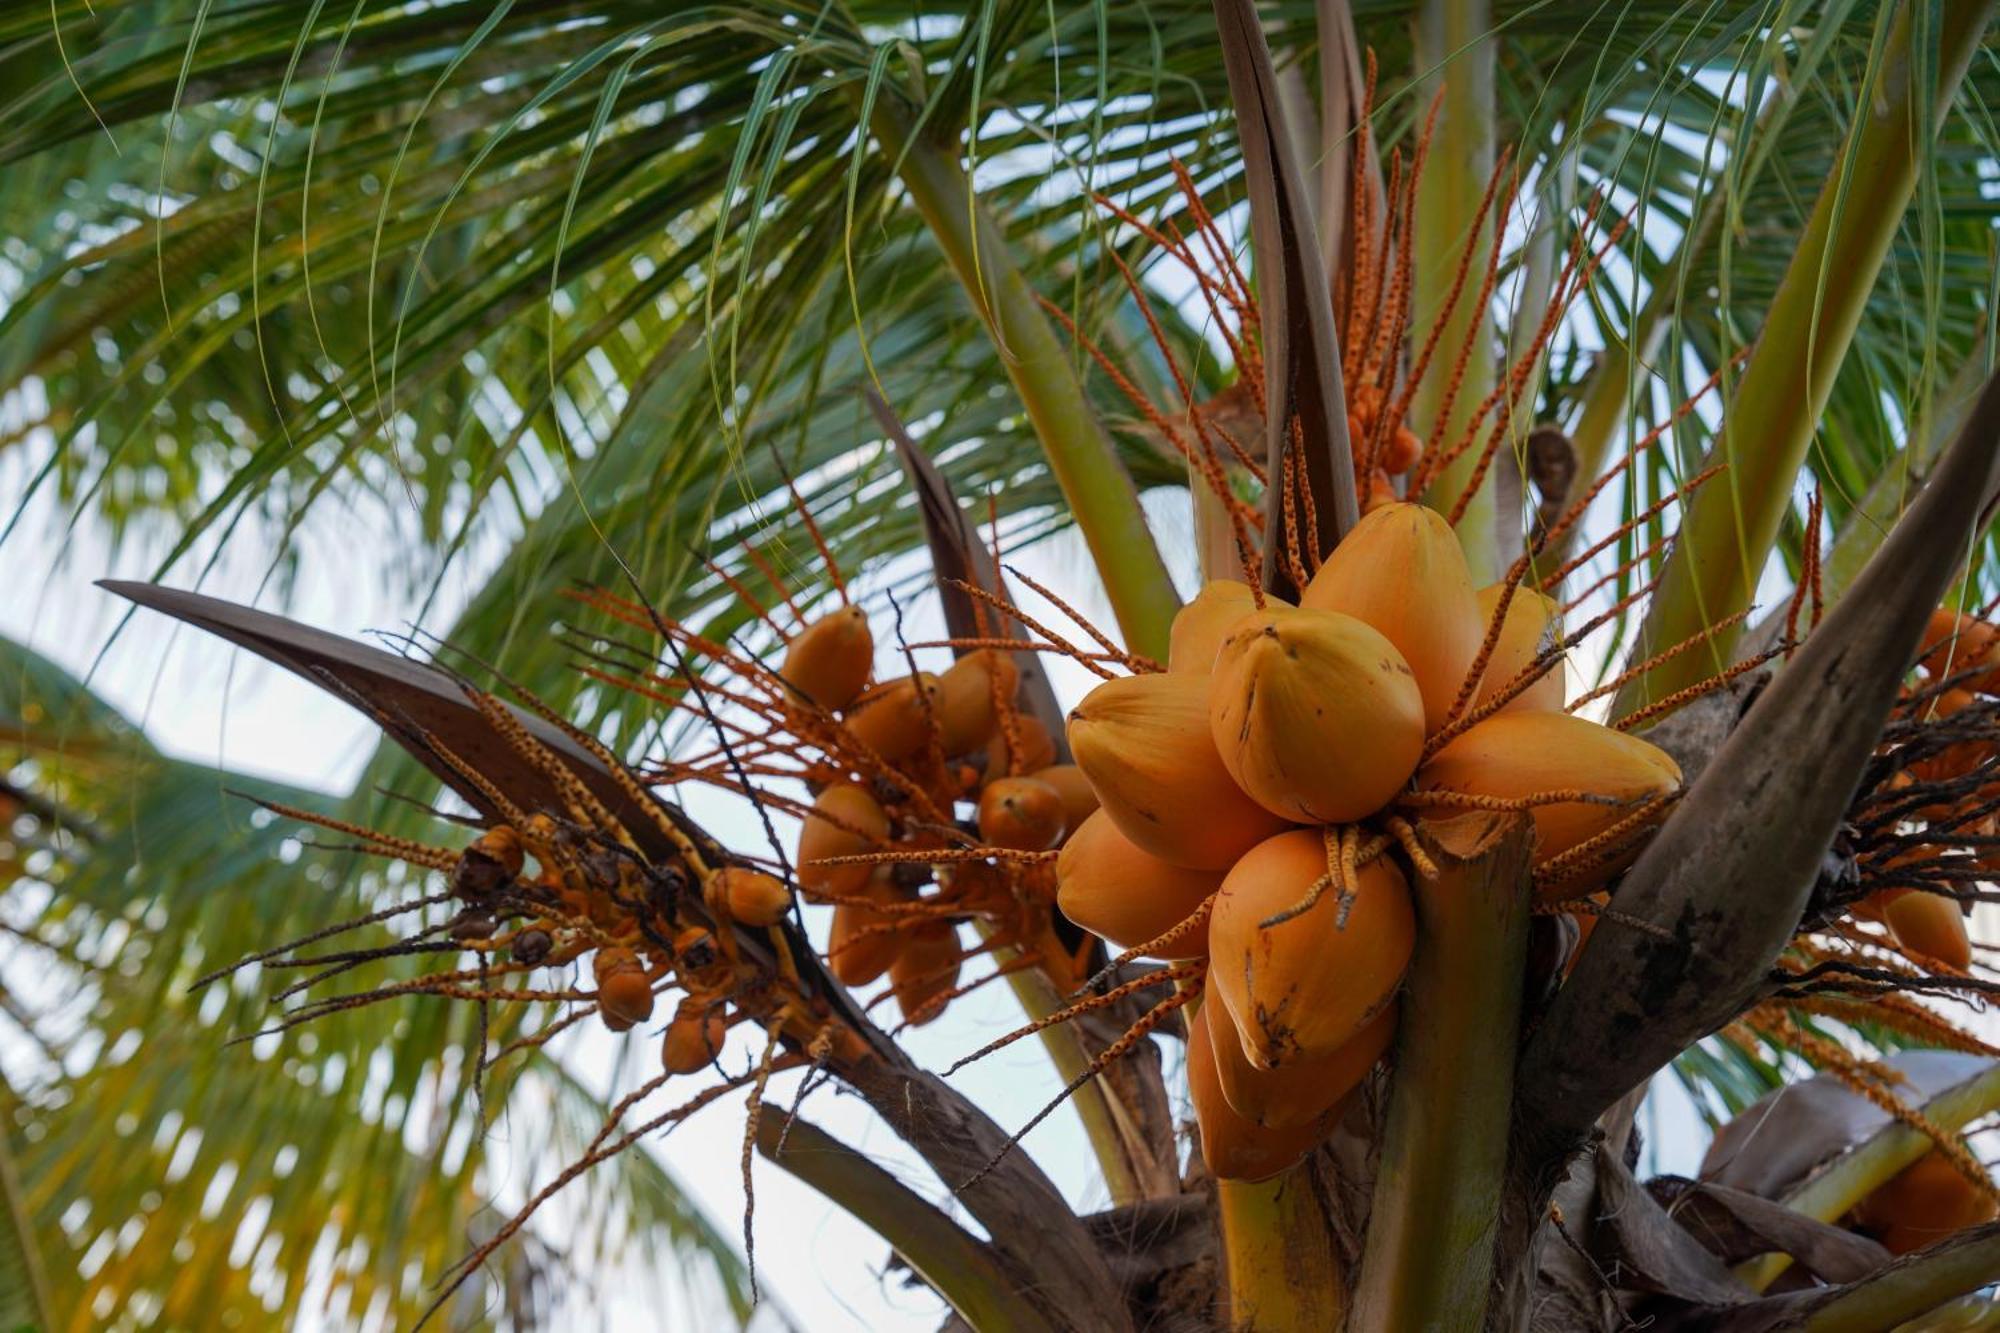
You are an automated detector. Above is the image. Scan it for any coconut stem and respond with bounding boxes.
[1411,0,1501,582]
[864,93,1181,662]
[1216,1170,1346,1331]
[1350,811,1534,1332]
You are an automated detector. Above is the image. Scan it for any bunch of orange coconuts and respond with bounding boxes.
[1055,502,1684,1181]
[779,603,1098,1027]
[1852,607,2000,972]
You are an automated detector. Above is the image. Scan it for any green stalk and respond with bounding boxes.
[757,1114,1057,1333]
[1412,0,1501,584]
[869,96,1181,661]
[1616,0,1996,714]
[1797,1227,2000,1333]
[1216,1171,1344,1331]
[1739,1061,2000,1292]
[1350,812,1534,1332]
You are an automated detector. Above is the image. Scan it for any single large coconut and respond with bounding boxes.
[782,605,874,710]
[1415,711,1681,898]
[1854,1151,1998,1254]
[977,776,1067,851]
[1068,672,1290,870]
[1471,582,1566,714]
[843,672,941,762]
[1208,829,1413,1068]
[1055,809,1220,960]
[797,784,890,898]
[661,999,728,1074]
[890,923,963,1026]
[935,650,1021,755]
[1188,999,1338,1181]
[1169,581,1279,674]
[1210,605,1425,823]
[1918,609,2000,693]
[1300,502,1482,733]
[827,868,909,986]
[1212,999,1397,1129]
[1881,889,1972,970]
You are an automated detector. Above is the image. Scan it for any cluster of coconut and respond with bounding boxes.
[1855,608,2000,970]
[781,608,1097,1025]
[1056,502,1683,1180]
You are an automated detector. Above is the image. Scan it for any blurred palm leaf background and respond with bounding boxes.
[3,0,1999,1326]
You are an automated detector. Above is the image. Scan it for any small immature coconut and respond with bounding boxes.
[1472,583,1566,714]
[1881,890,1972,970]
[828,868,909,986]
[1416,711,1681,898]
[662,999,728,1075]
[1209,829,1413,1068]
[977,776,1067,851]
[593,947,655,1028]
[982,712,1058,778]
[1068,672,1290,870]
[1918,609,2000,692]
[843,672,941,762]
[890,923,963,1026]
[1188,999,1336,1181]
[1212,999,1397,1129]
[713,866,792,928]
[1168,581,1274,674]
[934,650,1021,755]
[509,924,554,966]
[782,605,874,710]
[1030,763,1099,835]
[1853,1150,1998,1254]
[1209,604,1426,823]
[1055,810,1220,960]
[797,784,891,898]
[1301,501,1483,733]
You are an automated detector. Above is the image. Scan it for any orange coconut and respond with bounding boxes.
[1188,1000,1336,1181]
[1918,609,2000,692]
[1854,1150,1998,1254]
[843,672,941,762]
[1209,605,1426,823]
[712,866,791,928]
[1054,810,1220,960]
[1031,763,1099,834]
[782,605,874,710]
[827,868,910,986]
[890,923,963,1026]
[1415,712,1681,898]
[1068,672,1290,870]
[1881,890,1972,970]
[935,650,1021,755]
[1208,829,1413,1068]
[1212,1000,1397,1129]
[1472,583,1566,714]
[1168,581,1278,674]
[661,999,727,1074]
[593,947,655,1028]
[983,711,1059,778]
[1300,501,1482,733]
[1907,689,1990,787]
[977,776,1067,851]
[798,784,891,898]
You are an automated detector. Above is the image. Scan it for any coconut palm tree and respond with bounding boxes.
[7,1,2000,1328]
